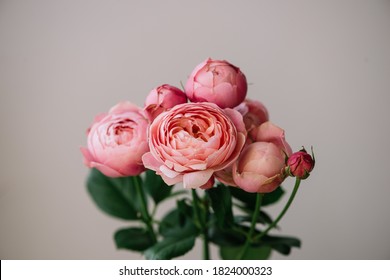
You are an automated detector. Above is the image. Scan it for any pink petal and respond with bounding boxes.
[224,107,247,134]
[160,165,180,179]
[80,147,93,166]
[183,169,214,189]
[142,152,162,172]
[160,173,183,186]
[200,176,215,190]
[233,171,268,193]
[90,161,123,177]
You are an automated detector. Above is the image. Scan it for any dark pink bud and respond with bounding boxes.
[287,147,315,179]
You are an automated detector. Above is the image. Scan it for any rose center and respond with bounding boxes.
[107,119,135,145]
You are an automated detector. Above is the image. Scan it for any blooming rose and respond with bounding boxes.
[144,84,187,121]
[142,102,247,189]
[232,122,291,193]
[81,101,149,177]
[185,58,247,109]
[287,148,315,179]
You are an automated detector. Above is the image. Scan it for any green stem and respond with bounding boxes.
[237,193,263,260]
[254,178,301,241]
[133,176,157,243]
[202,195,210,260]
[192,190,210,260]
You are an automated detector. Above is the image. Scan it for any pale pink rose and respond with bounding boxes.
[142,102,247,189]
[232,142,286,193]
[235,99,269,133]
[232,121,291,193]
[185,58,247,109]
[144,84,187,121]
[81,101,149,177]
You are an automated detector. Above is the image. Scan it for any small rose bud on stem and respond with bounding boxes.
[286,146,315,179]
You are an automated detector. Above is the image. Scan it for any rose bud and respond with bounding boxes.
[185,58,247,109]
[232,142,287,193]
[286,147,315,179]
[144,84,187,121]
[142,102,247,189]
[232,122,291,193]
[81,101,149,177]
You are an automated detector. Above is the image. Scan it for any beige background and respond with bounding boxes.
[1,0,389,259]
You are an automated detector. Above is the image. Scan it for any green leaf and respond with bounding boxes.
[220,245,272,260]
[234,211,274,226]
[262,187,285,206]
[114,227,155,251]
[207,185,234,228]
[176,199,193,220]
[208,224,246,247]
[144,236,196,260]
[261,235,301,255]
[230,186,285,209]
[159,204,199,238]
[86,168,138,220]
[144,170,172,204]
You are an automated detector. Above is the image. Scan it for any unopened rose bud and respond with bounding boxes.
[185,58,247,109]
[286,147,315,179]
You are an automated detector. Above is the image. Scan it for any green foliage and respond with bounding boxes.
[87,168,139,220]
[260,235,301,255]
[114,227,155,251]
[230,186,285,209]
[86,169,302,260]
[144,236,196,260]
[207,185,234,228]
[144,170,172,204]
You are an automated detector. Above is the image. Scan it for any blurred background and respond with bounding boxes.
[1,0,389,259]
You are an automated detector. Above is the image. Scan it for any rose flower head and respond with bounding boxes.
[142,102,247,189]
[81,101,149,177]
[144,84,187,121]
[233,122,292,193]
[286,147,315,179]
[185,58,247,109]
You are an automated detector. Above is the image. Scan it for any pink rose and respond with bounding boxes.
[287,148,315,179]
[185,58,247,109]
[232,122,291,193]
[142,102,247,189]
[144,84,187,121]
[81,101,149,177]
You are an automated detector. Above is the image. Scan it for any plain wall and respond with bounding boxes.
[0,0,389,259]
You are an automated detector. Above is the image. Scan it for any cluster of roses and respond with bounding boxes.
[81,58,314,193]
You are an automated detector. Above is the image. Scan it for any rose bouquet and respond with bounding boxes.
[81,58,315,260]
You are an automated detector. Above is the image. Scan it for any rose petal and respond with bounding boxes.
[183,169,214,189]
[142,152,162,172]
[160,173,183,186]
[90,161,123,177]
[80,147,93,166]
